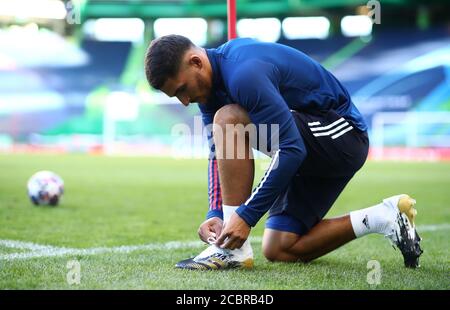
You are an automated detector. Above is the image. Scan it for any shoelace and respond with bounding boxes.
[206,236,216,245]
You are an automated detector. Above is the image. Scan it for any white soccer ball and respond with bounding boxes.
[27,171,64,206]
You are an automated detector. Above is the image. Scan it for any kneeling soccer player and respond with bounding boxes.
[144,35,423,270]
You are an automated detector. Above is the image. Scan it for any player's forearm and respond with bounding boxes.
[236,145,306,227]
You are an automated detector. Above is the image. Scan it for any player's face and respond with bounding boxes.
[161,54,212,107]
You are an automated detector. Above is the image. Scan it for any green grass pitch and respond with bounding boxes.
[0,153,449,289]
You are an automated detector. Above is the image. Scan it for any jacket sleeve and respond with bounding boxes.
[228,60,307,227]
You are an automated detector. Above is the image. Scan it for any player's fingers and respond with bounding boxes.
[197,227,206,242]
[212,223,223,236]
[225,241,237,250]
[230,237,245,250]
[209,231,217,238]
[206,231,217,244]
[234,239,244,250]
[220,235,237,249]
[229,239,241,250]
[198,226,213,243]
[215,230,229,246]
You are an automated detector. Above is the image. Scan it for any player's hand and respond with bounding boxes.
[216,213,251,250]
[198,217,223,244]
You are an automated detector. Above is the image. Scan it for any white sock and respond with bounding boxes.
[223,204,237,223]
[350,200,397,238]
[222,205,253,257]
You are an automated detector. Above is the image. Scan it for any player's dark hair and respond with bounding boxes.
[145,34,194,90]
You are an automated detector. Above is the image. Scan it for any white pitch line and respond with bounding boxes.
[0,239,57,251]
[0,223,448,261]
[416,223,450,231]
[0,241,205,261]
[0,238,264,261]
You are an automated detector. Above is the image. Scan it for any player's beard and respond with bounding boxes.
[195,72,210,104]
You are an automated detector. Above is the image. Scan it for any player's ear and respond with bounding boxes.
[189,54,202,69]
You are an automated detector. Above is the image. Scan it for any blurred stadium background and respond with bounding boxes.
[0,0,449,159]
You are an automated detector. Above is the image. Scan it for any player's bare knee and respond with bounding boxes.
[262,244,280,262]
[262,239,289,262]
[263,230,293,262]
[263,246,302,263]
[213,104,250,128]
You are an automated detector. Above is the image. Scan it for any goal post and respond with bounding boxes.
[227,0,237,40]
[371,111,450,160]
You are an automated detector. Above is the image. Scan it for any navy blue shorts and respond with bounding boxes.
[265,109,369,235]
